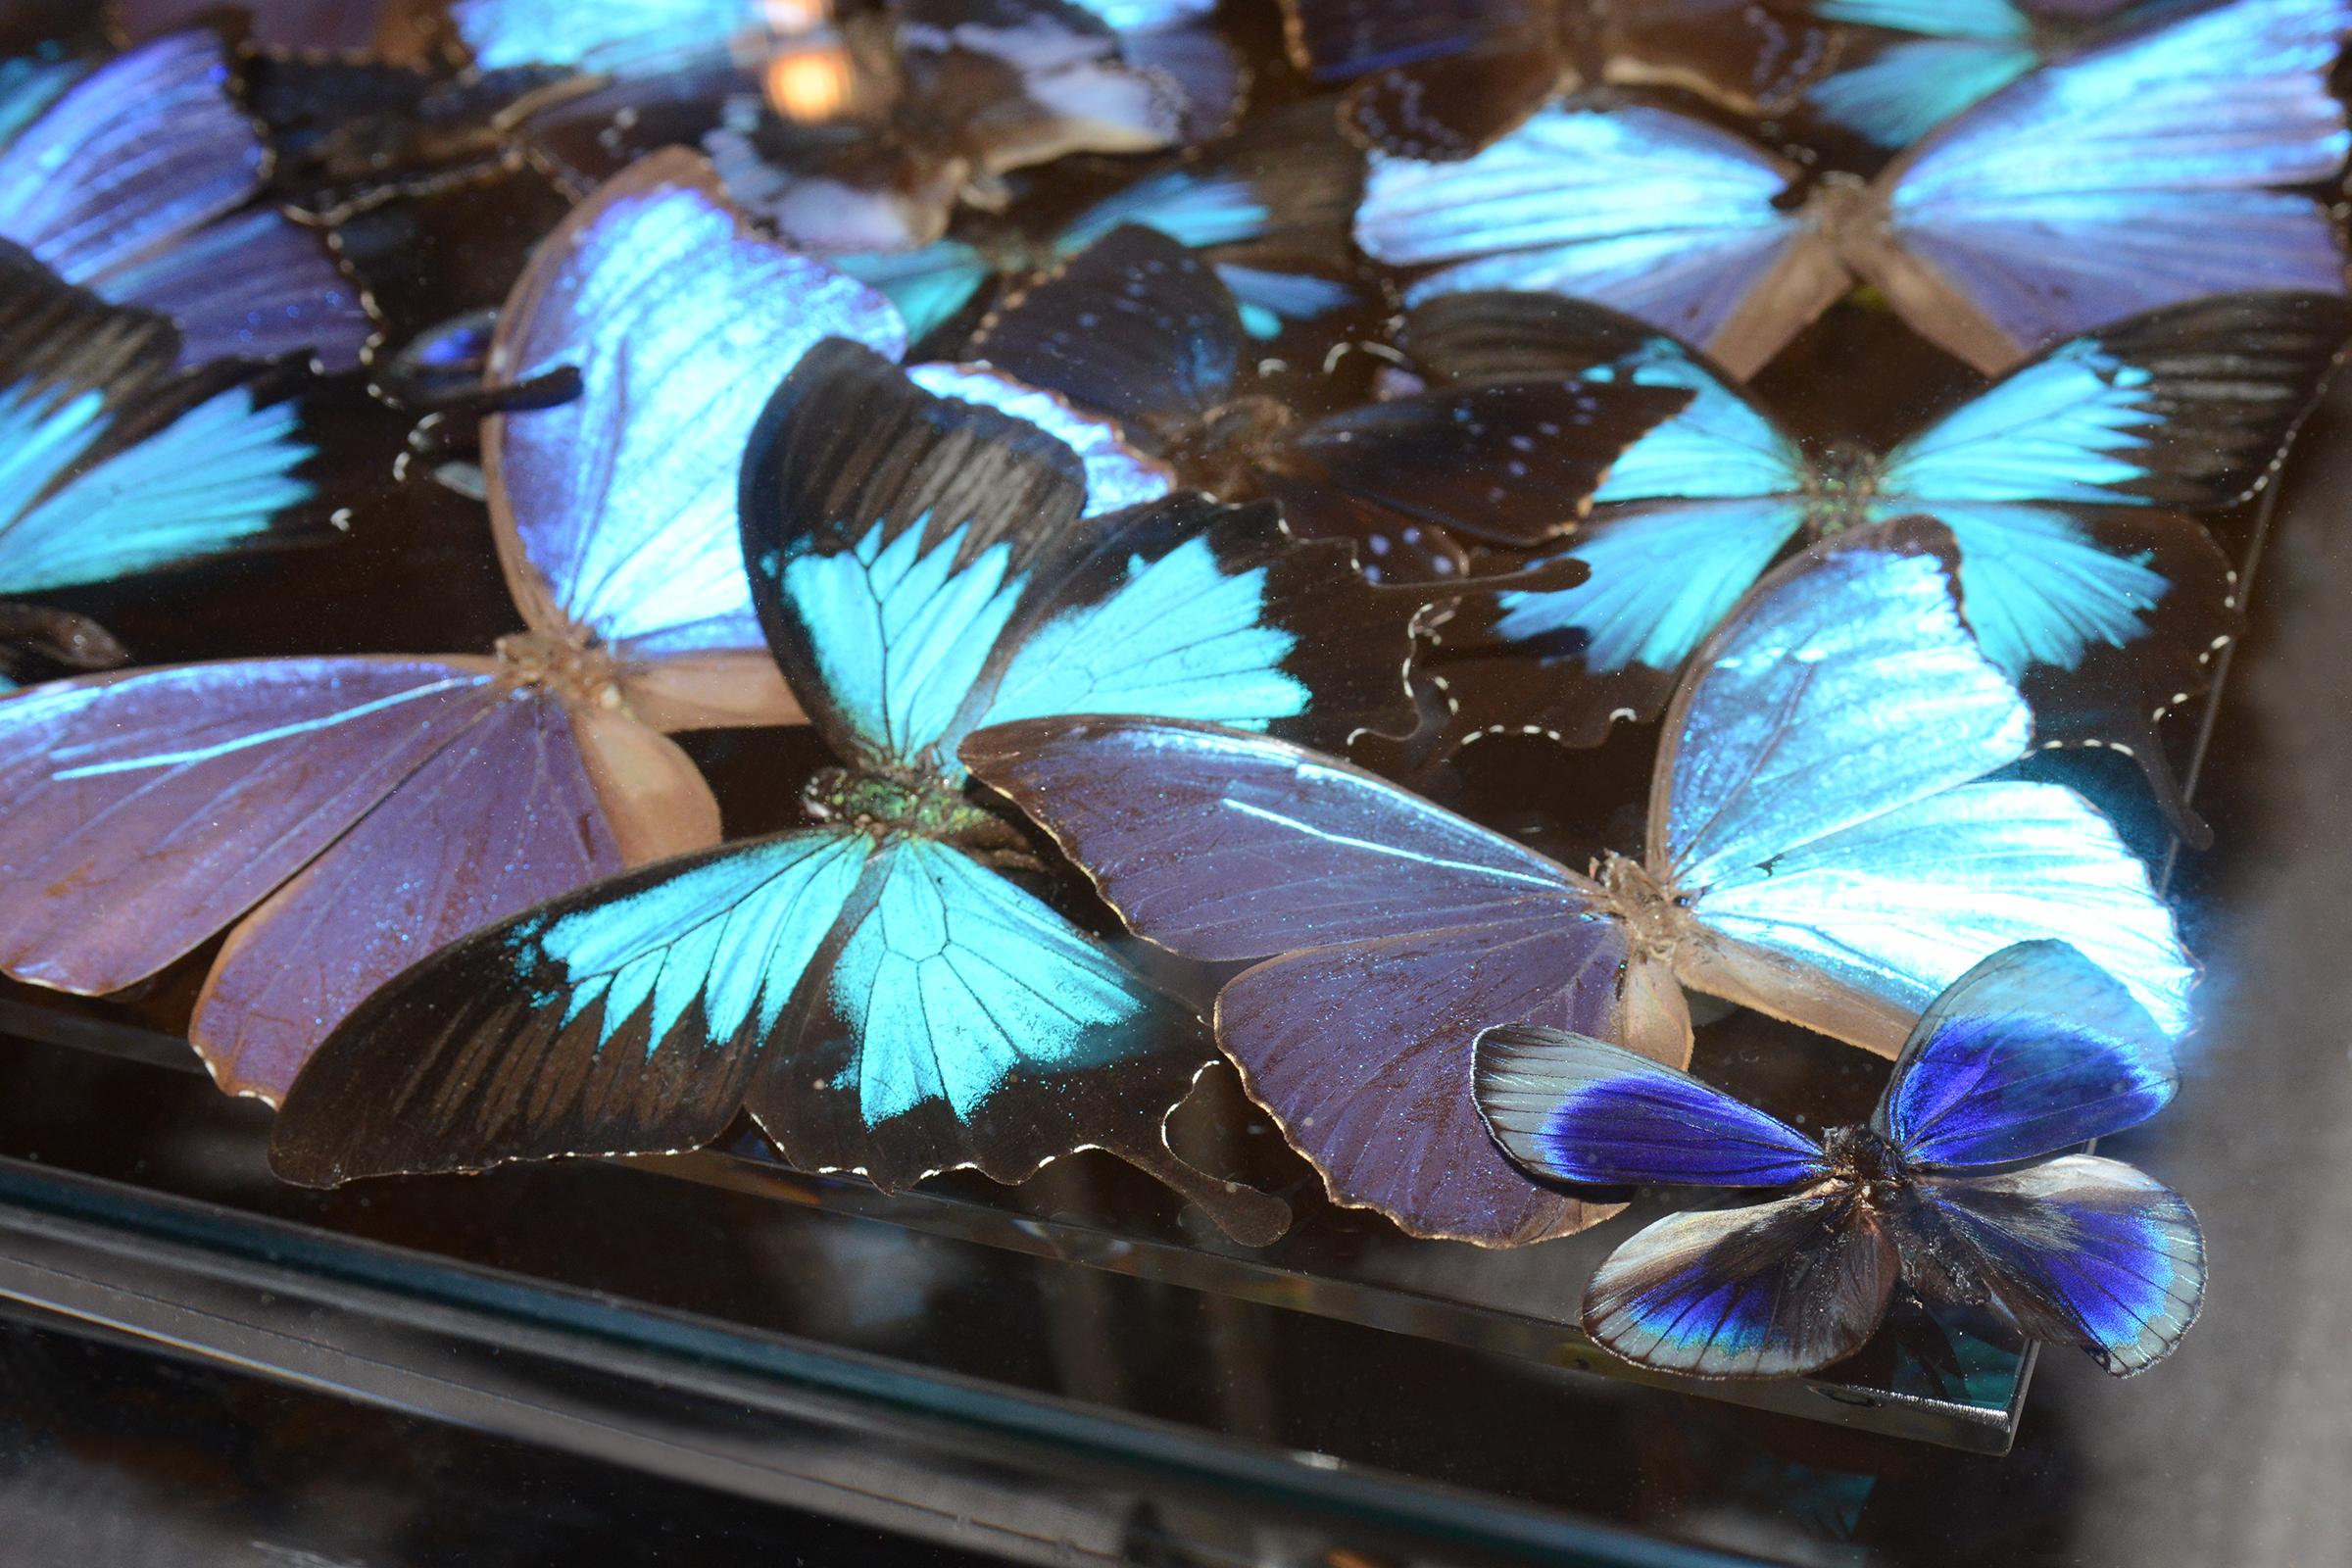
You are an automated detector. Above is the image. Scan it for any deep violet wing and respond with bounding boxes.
[1859,0,2352,371]
[1353,103,1850,377]
[1893,1154,2204,1376]
[742,337,1426,771]
[0,30,374,370]
[1476,1024,1829,1187]
[961,715,1690,1246]
[1582,1189,1899,1379]
[0,243,317,602]
[1653,545,2198,1054]
[483,149,906,730]
[1869,940,2178,1170]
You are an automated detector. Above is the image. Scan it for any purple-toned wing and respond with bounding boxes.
[189,687,625,1103]
[1873,941,2178,1171]
[1477,1024,1828,1188]
[1585,1189,1899,1379]
[0,657,501,996]
[1867,0,2352,371]
[1895,1154,2204,1376]
[0,31,372,370]
[960,715,1689,1244]
[485,150,905,684]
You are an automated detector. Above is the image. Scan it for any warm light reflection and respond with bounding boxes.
[764,39,857,122]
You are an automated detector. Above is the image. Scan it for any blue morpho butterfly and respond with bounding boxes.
[0,29,375,371]
[1354,0,2352,378]
[0,150,909,1105]
[0,238,315,688]
[1413,288,2352,837]
[1477,941,2203,1379]
[470,0,1212,259]
[265,338,1435,1244]
[831,99,1367,343]
[1800,0,2146,148]
[1273,0,1840,157]
[955,225,1696,585]
[958,542,2196,1248]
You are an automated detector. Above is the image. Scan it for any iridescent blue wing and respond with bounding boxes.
[1476,1024,1829,1187]
[1355,103,1853,377]
[1874,292,2347,822]
[0,31,372,370]
[0,245,315,599]
[1655,544,2197,1054]
[1584,1190,1900,1378]
[484,150,905,728]
[453,0,751,74]
[1894,1154,2203,1375]
[270,827,873,1183]
[1403,293,1810,744]
[744,833,1288,1240]
[961,715,1684,1246]
[1867,0,2352,372]
[744,339,1424,772]
[835,240,997,344]
[1872,940,2177,1169]
[970,224,1246,440]
[1804,1,2047,146]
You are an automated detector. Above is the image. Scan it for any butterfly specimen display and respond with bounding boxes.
[1355,0,2352,375]
[267,338,1426,1245]
[1478,940,2203,1378]
[1416,287,2350,826]
[1,0,2322,1411]
[962,544,2192,1245]
[0,151,900,1102]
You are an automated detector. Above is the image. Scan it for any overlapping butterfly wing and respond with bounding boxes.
[963,715,1684,1246]
[1655,546,2198,1054]
[1478,1025,1893,1379]
[1871,942,2203,1375]
[0,30,374,369]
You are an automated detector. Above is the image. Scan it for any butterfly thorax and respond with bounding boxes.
[1170,395,1294,492]
[1597,852,1688,962]
[494,629,623,710]
[1801,446,1886,539]
[801,765,999,842]
[1821,1123,1907,1205]
[1801,172,1886,252]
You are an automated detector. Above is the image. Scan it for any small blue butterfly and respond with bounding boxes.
[1477,941,2204,1380]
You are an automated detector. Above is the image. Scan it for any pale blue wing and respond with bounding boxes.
[1354,105,1832,370]
[835,241,996,342]
[486,152,906,661]
[454,0,754,74]
[1880,0,2352,366]
[0,380,312,594]
[0,55,80,150]
[270,827,872,1182]
[1874,940,2178,1169]
[1659,547,2194,1043]
[1807,0,2041,145]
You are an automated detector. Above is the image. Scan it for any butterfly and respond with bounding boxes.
[1415,288,2349,833]
[1801,0,2144,148]
[0,241,315,687]
[265,337,1434,1246]
[108,1,450,62]
[961,225,1696,584]
[1354,0,2352,377]
[1477,940,2203,1379]
[959,541,2196,1248]
[0,150,905,1104]
[0,29,376,371]
[1276,0,1838,158]
[834,99,1367,343]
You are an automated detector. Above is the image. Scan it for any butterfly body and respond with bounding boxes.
[1479,941,2204,1379]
